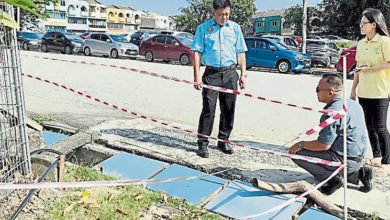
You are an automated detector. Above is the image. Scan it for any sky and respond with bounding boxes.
[99,0,323,16]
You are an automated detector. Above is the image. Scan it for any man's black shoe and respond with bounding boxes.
[197,144,209,158]
[319,175,343,195]
[217,141,234,154]
[358,167,373,193]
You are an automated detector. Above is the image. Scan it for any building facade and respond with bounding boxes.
[254,9,291,35]
[40,0,176,34]
[66,0,89,33]
[44,0,67,32]
[83,0,107,32]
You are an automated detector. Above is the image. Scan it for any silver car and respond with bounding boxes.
[84,33,139,59]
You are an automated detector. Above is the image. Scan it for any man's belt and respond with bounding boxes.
[348,156,363,162]
[206,64,236,72]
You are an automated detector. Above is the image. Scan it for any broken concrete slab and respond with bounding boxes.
[204,180,306,220]
[88,119,390,219]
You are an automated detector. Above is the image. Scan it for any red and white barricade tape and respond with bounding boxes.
[23,54,335,115]
[285,106,347,146]
[0,168,231,190]
[22,73,345,167]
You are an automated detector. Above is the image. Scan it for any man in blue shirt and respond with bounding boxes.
[191,0,248,158]
[287,74,373,195]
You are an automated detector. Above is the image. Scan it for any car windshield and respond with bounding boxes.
[131,32,143,38]
[22,32,39,39]
[110,35,128,42]
[275,42,288,50]
[307,41,325,48]
[63,33,80,40]
[177,37,192,46]
[119,34,128,37]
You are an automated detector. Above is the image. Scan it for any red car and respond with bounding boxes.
[336,45,357,77]
[288,35,302,44]
[139,34,194,65]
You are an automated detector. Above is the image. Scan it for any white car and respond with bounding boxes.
[323,35,351,43]
[84,33,139,59]
[262,35,299,51]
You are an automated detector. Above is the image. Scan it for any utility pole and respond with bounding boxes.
[302,0,307,54]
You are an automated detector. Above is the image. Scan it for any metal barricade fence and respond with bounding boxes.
[0,3,31,193]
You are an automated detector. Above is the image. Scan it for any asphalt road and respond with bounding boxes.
[20,50,356,146]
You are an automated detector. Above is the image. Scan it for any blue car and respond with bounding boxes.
[245,37,311,73]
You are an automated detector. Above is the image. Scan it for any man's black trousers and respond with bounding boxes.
[197,67,239,145]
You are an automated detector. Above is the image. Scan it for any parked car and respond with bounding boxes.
[119,33,132,42]
[307,35,323,40]
[84,33,138,59]
[16,31,41,50]
[41,32,85,54]
[323,35,350,43]
[336,45,357,78]
[288,35,302,44]
[160,31,194,40]
[245,37,311,73]
[79,32,89,40]
[139,34,193,65]
[262,35,299,51]
[305,40,340,67]
[130,30,160,46]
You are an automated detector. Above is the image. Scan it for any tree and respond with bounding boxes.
[174,0,256,34]
[320,0,390,40]
[284,4,321,36]
[19,0,54,32]
[0,0,41,29]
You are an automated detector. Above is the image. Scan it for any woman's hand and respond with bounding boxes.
[350,90,357,100]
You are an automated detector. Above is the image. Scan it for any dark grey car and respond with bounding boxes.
[16,31,41,50]
[306,40,340,67]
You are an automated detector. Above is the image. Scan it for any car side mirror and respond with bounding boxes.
[271,47,277,51]
[61,37,65,40]
[174,42,180,47]
[106,39,111,43]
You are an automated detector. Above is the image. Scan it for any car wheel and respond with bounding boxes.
[276,60,291,73]
[325,57,331,68]
[179,53,190,65]
[23,42,29,50]
[65,45,72,54]
[145,50,154,62]
[84,47,91,56]
[41,44,48,52]
[110,49,118,58]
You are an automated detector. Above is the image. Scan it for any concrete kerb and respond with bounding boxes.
[31,130,101,181]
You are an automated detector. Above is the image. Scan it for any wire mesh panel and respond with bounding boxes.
[0,3,31,189]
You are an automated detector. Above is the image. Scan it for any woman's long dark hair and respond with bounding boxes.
[363,8,390,37]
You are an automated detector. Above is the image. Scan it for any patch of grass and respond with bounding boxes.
[32,115,53,125]
[42,166,225,220]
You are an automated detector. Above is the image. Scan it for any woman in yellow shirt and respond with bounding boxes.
[351,8,390,177]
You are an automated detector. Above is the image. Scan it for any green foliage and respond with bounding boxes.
[43,166,225,220]
[335,41,357,49]
[32,115,53,124]
[19,0,56,32]
[174,0,256,34]
[0,0,42,29]
[321,0,390,40]
[284,5,322,36]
